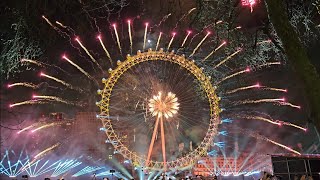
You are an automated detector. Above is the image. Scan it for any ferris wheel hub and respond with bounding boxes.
[148,91,179,119]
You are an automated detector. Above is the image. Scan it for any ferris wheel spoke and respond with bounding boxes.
[160,115,167,170]
[98,51,219,171]
[146,116,160,167]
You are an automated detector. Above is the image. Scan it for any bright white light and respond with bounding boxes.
[148,91,179,119]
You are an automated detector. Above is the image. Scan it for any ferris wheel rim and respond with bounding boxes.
[97,49,221,170]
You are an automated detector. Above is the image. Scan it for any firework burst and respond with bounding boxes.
[148,91,179,119]
[2,4,313,178]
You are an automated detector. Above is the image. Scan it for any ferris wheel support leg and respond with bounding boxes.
[146,116,160,167]
[160,115,167,171]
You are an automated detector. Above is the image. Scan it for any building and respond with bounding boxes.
[71,112,131,163]
[193,154,272,177]
[71,112,110,159]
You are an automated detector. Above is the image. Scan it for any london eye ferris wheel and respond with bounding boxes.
[97,47,220,171]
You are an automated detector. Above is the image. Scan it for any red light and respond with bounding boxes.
[40,72,44,76]
[62,55,67,59]
[9,104,13,108]
[145,22,149,26]
[241,0,256,12]
[245,67,251,72]
[281,97,286,102]
[241,0,256,6]
[284,89,288,93]
[112,23,116,27]
[75,37,79,41]
[97,35,101,39]
[172,32,176,36]
[222,41,227,44]
[207,31,211,35]
[7,84,11,88]
[187,30,192,34]
[255,83,260,88]
[127,19,131,23]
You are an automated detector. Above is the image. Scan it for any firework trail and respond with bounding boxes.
[17,122,45,134]
[226,83,287,94]
[113,24,122,54]
[167,32,176,51]
[155,32,162,51]
[42,15,70,39]
[235,128,301,155]
[266,138,301,155]
[189,31,211,57]
[143,23,149,51]
[55,20,76,36]
[216,20,223,25]
[236,115,306,131]
[34,143,61,159]
[255,62,281,69]
[21,58,45,67]
[55,21,67,28]
[78,0,102,33]
[203,41,227,62]
[234,98,285,106]
[40,72,83,92]
[53,20,86,55]
[150,13,171,30]
[7,82,38,89]
[75,37,103,72]
[262,87,287,92]
[213,48,242,69]
[128,20,133,54]
[32,121,73,132]
[33,95,82,107]
[42,15,57,30]
[279,102,301,109]
[230,25,242,32]
[21,58,71,75]
[215,67,250,85]
[97,35,113,66]
[281,121,306,131]
[181,30,192,48]
[173,8,196,29]
[187,18,220,48]
[9,100,49,108]
[226,83,260,94]
[62,55,98,85]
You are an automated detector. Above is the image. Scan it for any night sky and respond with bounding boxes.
[1,0,320,179]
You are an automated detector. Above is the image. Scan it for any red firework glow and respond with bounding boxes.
[241,0,256,12]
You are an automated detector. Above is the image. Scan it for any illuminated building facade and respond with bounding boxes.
[193,154,272,177]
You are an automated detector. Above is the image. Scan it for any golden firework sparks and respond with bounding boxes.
[148,91,179,119]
